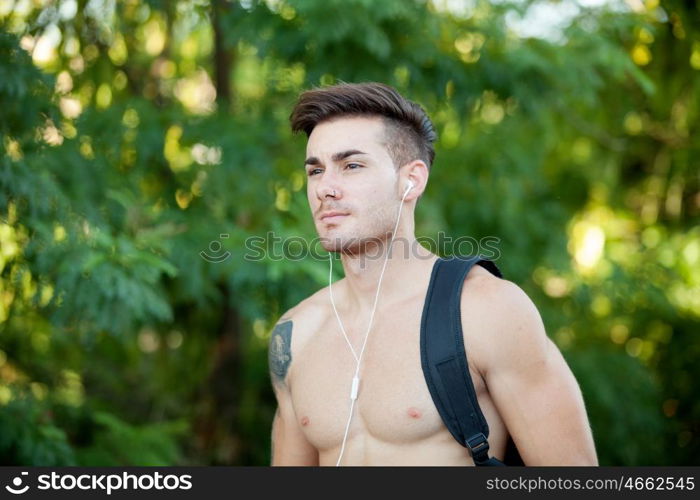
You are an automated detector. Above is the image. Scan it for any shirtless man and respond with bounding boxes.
[268,82,598,466]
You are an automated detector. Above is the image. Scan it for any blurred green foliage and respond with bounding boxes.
[0,0,698,465]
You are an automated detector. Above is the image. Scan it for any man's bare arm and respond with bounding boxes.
[477,280,598,465]
[268,317,319,466]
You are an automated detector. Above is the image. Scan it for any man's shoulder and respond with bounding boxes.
[459,260,513,310]
[460,261,534,316]
[271,283,334,345]
[268,285,334,388]
[459,263,547,376]
[279,283,331,322]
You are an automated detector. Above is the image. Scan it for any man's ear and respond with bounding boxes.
[403,159,429,199]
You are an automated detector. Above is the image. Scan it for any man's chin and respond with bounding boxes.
[318,235,358,254]
[317,233,391,257]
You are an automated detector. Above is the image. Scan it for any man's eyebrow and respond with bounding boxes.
[304,149,368,166]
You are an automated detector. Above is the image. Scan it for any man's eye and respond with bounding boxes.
[308,164,361,176]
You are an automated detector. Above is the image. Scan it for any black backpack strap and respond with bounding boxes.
[420,255,507,466]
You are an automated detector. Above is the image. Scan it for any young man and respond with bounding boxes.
[268,82,598,466]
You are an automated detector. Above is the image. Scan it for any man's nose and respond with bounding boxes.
[316,169,342,200]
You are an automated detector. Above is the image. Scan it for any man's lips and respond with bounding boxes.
[319,212,349,223]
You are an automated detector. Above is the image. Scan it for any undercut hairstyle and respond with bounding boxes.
[289,81,437,171]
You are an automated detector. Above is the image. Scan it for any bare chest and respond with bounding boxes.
[288,298,492,454]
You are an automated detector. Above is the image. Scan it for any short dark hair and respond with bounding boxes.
[289,81,437,171]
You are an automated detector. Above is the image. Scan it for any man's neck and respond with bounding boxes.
[334,231,438,315]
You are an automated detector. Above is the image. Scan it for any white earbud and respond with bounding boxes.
[403,180,414,197]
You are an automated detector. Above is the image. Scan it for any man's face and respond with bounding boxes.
[305,115,402,254]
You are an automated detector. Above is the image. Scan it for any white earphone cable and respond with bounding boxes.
[329,182,413,466]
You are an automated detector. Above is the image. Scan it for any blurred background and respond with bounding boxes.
[0,0,698,466]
